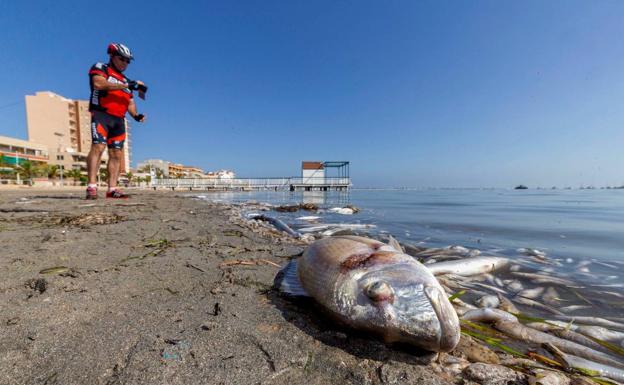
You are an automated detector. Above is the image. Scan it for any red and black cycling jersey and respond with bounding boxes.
[88,62,133,118]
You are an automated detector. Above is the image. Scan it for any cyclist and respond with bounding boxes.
[86,43,147,199]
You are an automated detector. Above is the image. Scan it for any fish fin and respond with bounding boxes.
[387,235,404,253]
[279,259,310,297]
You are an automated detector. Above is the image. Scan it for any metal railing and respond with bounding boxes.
[152,177,351,189]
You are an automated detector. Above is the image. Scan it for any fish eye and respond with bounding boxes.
[365,281,394,303]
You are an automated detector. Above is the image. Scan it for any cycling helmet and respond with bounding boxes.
[107,43,134,61]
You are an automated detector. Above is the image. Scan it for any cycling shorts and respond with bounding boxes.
[91,110,126,149]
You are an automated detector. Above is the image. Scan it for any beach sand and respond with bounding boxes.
[0,190,528,385]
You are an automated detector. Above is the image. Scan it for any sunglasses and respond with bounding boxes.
[116,56,131,63]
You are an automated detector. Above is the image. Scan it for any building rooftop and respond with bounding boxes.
[0,135,48,151]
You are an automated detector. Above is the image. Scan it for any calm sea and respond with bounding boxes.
[195,188,624,307]
[197,188,624,264]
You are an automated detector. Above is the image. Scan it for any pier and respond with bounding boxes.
[151,176,351,191]
[151,161,351,192]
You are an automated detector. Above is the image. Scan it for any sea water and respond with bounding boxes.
[198,188,624,262]
[195,188,624,317]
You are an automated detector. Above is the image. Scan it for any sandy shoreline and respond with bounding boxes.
[0,189,603,385]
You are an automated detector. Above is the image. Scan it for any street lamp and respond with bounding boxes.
[54,132,64,187]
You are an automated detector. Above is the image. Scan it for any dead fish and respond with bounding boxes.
[483,273,504,287]
[296,216,321,221]
[321,227,354,237]
[518,287,546,300]
[248,214,301,238]
[513,296,565,316]
[518,247,547,258]
[468,282,508,295]
[506,280,524,293]
[427,256,509,277]
[542,287,561,306]
[414,246,474,258]
[559,305,592,313]
[546,322,624,343]
[544,343,624,382]
[463,309,624,369]
[497,294,520,314]
[279,235,460,352]
[554,316,624,332]
[475,295,500,308]
[593,261,619,270]
[328,207,354,215]
[511,272,577,287]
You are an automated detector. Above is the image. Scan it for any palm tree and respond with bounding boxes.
[46,164,59,180]
[145,175,152,185]
[99,168,109,183]
[17,160,37,185]
[154,168,164,179]
[126,171,134,187]
[66,169,82,184]
[0,154,15,179]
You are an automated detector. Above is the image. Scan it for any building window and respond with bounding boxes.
[57,155,64,160]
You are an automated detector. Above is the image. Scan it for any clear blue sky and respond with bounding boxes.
[1,1,623,188]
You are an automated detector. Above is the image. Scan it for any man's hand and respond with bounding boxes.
[127,80,140,90]
[133,113,146,122]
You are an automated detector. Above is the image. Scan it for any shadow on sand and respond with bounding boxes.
[267,269,437,365]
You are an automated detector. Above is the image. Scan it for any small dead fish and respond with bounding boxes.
[415,246,472,258]
[475,295,500,308]
[427,256,509,277]
[518,247,547,258]
[559,305,592,313]
[506,280,524,293]
[518,287,545,300]
[469,282,508,295]
[463,310,624,369]
[543,287,561,306]
[296,216,321,221]
[248,214,301,238]
[593,261,619,270]
[511,272,577,286]
[279,235,460,352]
[483,273,504,287]
[554,316,624,332]
[513,296,565,315]
[328,207,354,215]
[497,294,520,314]
[544,344,624,382]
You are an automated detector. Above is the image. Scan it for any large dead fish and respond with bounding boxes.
[279,235,460,352]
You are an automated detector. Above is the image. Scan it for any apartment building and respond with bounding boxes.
[182,166,205,178]
[25,91,131,173]
[168,163,185,177]
[0,135,49,166]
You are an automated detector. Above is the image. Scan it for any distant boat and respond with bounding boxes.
[514,185,528,190]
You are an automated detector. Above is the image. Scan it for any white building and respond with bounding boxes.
[302,161,325,185]
[137,159,170,177]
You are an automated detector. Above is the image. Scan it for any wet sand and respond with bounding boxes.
[0,189,610,385]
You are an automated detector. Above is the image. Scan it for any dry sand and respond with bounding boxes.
[0,189,527,385]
